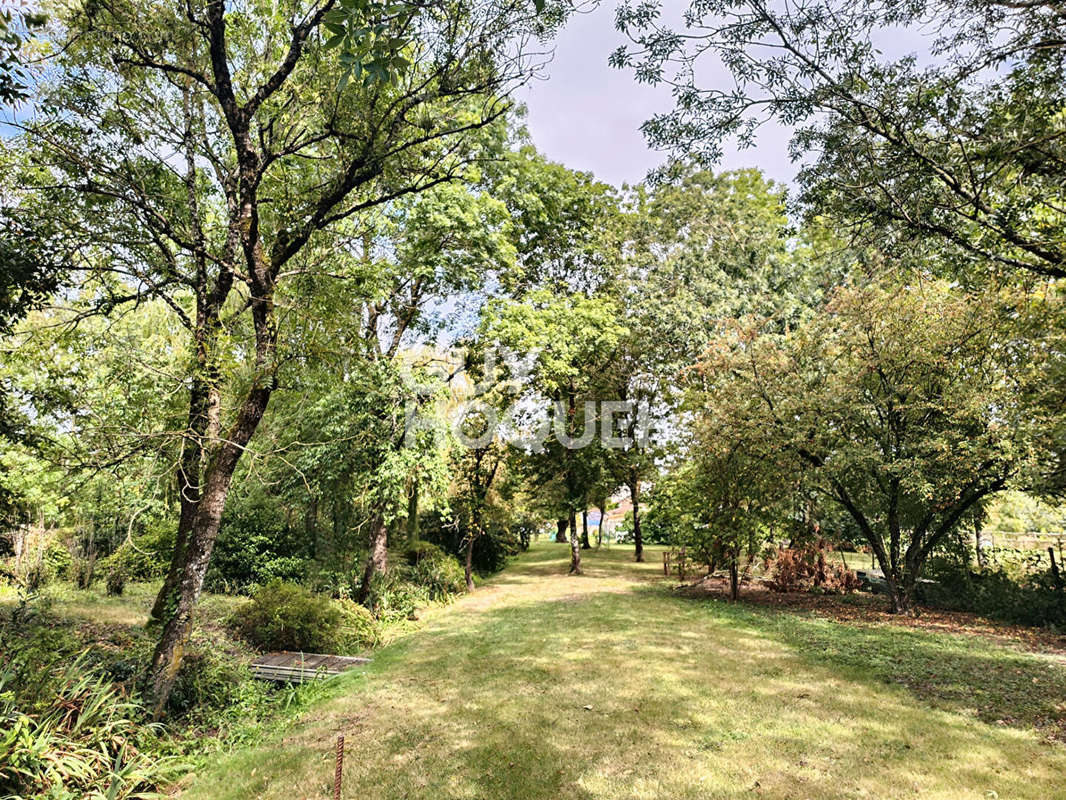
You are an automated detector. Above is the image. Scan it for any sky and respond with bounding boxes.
[517,3,800,190]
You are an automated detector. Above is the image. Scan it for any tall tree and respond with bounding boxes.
[484,290,627,573]
[604,168,815,561]
[697,277,1054,612]
[5,0,556,710]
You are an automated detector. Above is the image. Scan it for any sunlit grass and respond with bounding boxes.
[181,541,1066,799]
[7,579,246,628]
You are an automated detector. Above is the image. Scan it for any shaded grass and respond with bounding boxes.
[181,542,1066,800]
[684,594,1066,739]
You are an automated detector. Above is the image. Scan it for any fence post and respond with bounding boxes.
[333,735,344,800]
[1050,547,1064,596]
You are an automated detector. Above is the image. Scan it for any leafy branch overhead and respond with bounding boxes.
[326,0,550,89]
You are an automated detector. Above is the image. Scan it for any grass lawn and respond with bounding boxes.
[181,542,1066,799]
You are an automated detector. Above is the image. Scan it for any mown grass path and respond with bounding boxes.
[182,543,1066,799]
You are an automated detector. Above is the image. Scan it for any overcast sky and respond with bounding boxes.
[517,3,800,190]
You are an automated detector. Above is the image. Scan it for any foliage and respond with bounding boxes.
[419,511,522,575]
[109,525,174,583]
[233,580,356,654]
[763,542,862,595]
[922,553,1066,628]
[613,0,1066,281]
[0,661,171,800]
[0,8,45,105]
[403,541,449,566]
[695,277,1055,611]
[361,567,431,623]
[410,550,467,601]
[3,0,566,707]
[206,495,311,594]
[0,602,170,799]
[651,402,789,596]
[614,509,670,545]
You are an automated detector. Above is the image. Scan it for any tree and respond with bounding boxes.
[697,277,1053,612]
[5,0,556,711]
[484,290,627,573]
[485,145,623,295]
[653,446,781,599]
[603,168,814,562]
[452,413,507,590]
[613,0,1066,281]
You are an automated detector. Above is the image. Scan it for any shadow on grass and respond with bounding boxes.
[666,587,1066,741]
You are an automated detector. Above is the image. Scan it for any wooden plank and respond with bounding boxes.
[250,652,371,684]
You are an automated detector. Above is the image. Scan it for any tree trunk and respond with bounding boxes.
[885,576,915,614]
[149,377,212,627]
[568,508,581,574]
[356,515,388,605]
[729,557,739,601]
[581,509,590,549]
[629,479,644,563]
[406,477,419,545]
[555,518,568,543]
[596,505,605,547]
[464,535,475,592]
[306,494,320,559]
[147,385,268,717]
[464,507,478,592]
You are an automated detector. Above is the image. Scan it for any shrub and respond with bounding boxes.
[120,523,174,581]
[922,554,1066,628]
[164,637,259,719]
[335,600,381,651]
[70,553,97,590]
[764,541,861,595]
[0,659,172,799]
[42,540,72,582]
[105,560,127,596]
[0,599,84,710]
[403,541,448,566]
[205,495,312,593]
[233,580,344,653]
[412,551,467,601]
[362,568,429,622]
[417,513,520,574]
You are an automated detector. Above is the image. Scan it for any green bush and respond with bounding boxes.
[922,553,1066,628]
[120,522,174,581]
[362,568,429,622]
[165,639,259,719]
[233,580,340,652]
[0,659,172,799]
[232,580,374,654]
[403,540,448,566]
[412,551,467,601]
[205,495,312,593]
[417,512,520,574]
[0,599,84,710]
[41,540,72,582]
[335,600,381,650]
